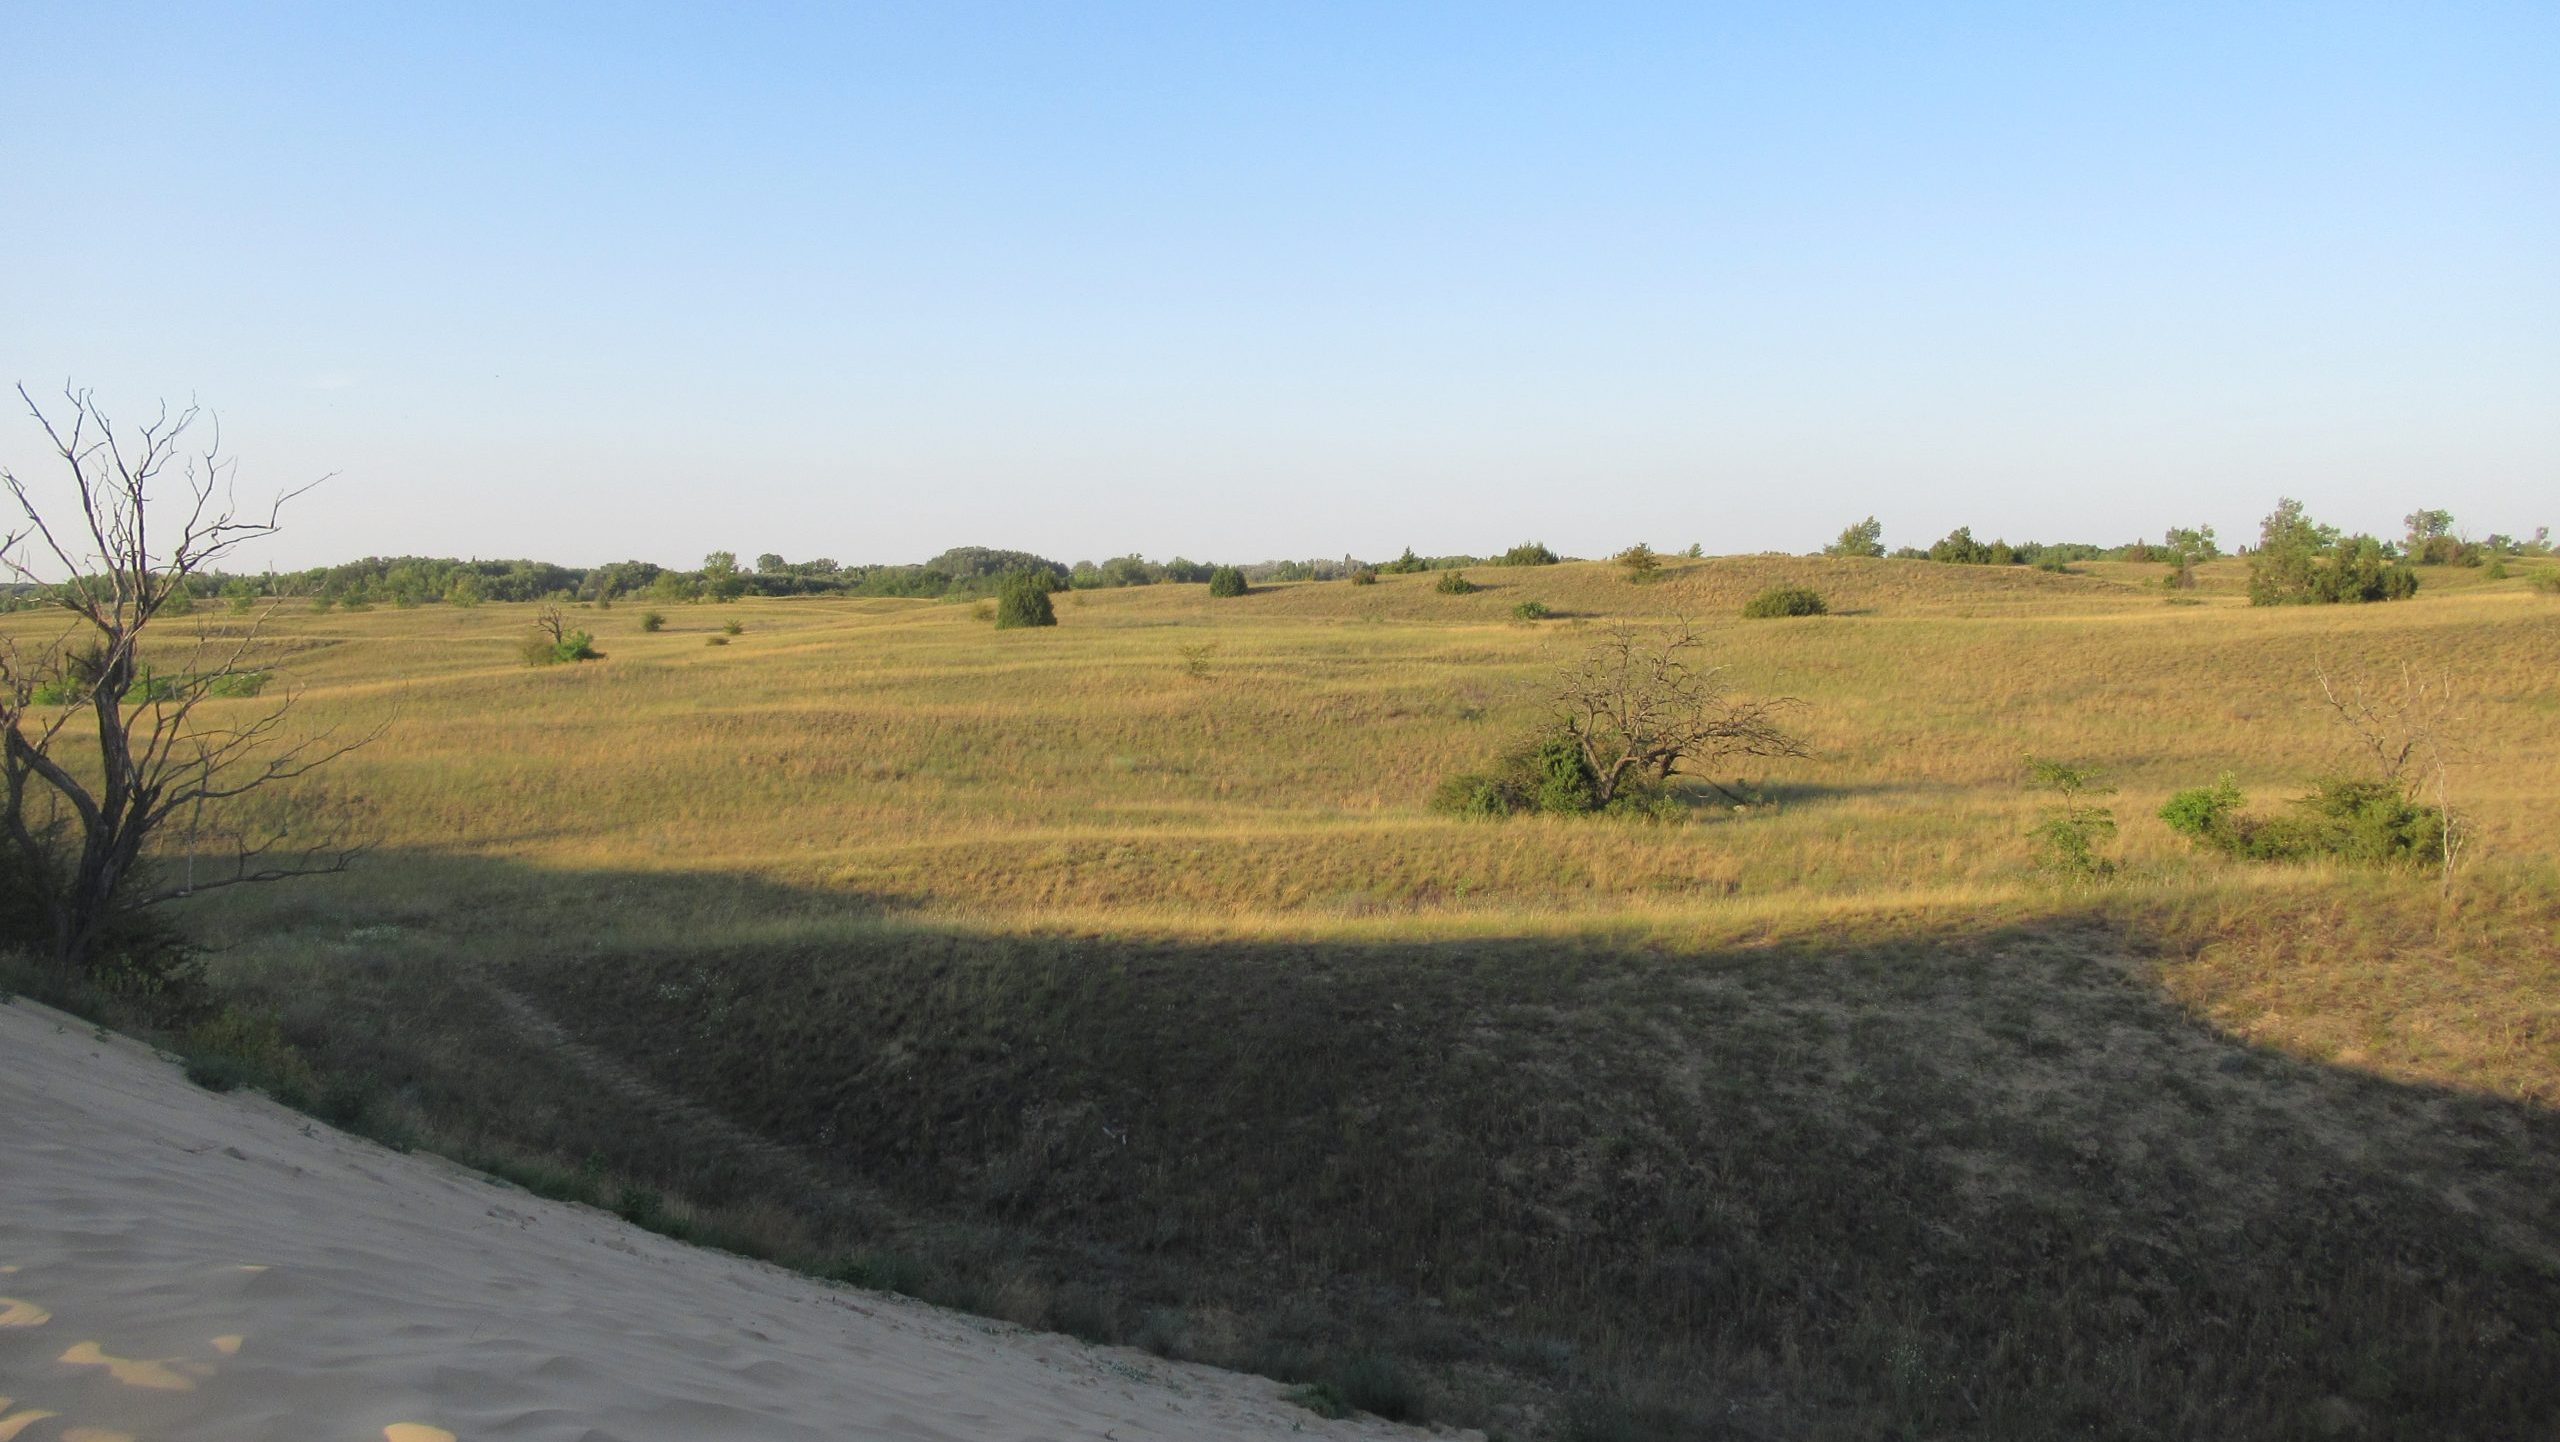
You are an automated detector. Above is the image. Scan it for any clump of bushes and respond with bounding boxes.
[1432,733,1676,820]
[1207,566,1248,597]
[1349,567,1378,586]
[1615,543,1662,583]
[2530,569,2560,596]
[1497,541,1558,566]
[1742,585,1827,618]
[640,610,666,632]
[1512,599,1552,621]
[994,572,1057,629]
[2160,774,2446,866]
[519,629,600,666]
[1434,570,1479,595]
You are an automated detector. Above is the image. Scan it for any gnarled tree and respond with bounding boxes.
[1551,621,1807,806]
[1,384,370,977]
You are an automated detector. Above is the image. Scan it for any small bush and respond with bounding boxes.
[2530,569,2560,596]
[519,630,601,666]
[1207,566,1248,597]
[1616,543,1662,583]
[1287,1383,1350,1420]
[2483,558,2508,580]
[994,572,1057,629]
[1434,570,1478,595]
[1349,567,1378,586]
[204,670,270,699]
[1741,586,1827,618]
[2026,758,2116,878]
[1434,734,1599,818]
[1512,599,1553,621]
[2161,774,2446,867]
[723,619,744,635]
[640,610,666,632]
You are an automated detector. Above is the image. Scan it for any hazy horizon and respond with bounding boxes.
[5,3,2553,573]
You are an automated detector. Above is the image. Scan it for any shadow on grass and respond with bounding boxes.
[137,852,2560,1440]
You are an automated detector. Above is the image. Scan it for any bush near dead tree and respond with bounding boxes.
[1437,621,1806,817]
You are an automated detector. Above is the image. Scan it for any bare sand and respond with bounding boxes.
[0,999,1457,1442]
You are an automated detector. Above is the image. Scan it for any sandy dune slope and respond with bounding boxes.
[0,999,1456,1442]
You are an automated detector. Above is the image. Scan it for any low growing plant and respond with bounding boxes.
[2160,773,2447,866]
[640,610,666,632]
[1434,570,1478,595]
[1512,599,1552,621]
[1742,585,1827,618]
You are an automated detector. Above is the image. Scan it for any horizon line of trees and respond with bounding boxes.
[2,509,2545,616]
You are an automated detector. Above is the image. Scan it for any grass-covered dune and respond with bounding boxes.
[13,552,2560,1438]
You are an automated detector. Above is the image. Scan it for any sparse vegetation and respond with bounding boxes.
[19,547,2559,1440]
[1497,541,1559,566]
[2026,758,2117,878]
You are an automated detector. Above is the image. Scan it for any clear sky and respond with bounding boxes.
[3,2,2553,571]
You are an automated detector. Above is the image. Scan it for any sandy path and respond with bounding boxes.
[0,999,1455,1442]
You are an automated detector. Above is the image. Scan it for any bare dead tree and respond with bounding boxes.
[1551,620,1808,806]
[1,383,374,975]
[2314,658,2468,886]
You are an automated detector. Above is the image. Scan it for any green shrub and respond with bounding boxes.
[1615,544,1662,583]
[1433,734,1599,818]
[2026,758,2116,878]
[1207,566,1248,597]
[2531,569,2560,596]
[204,670,269,699]
[1741,586,1827,618]
[994,572,1057,629]
[1434,570,1478,595]
[2483,558,2509,580]
[1512,599,1552,621]
[520,630,601,666]
[640,610,666,632]
[2161,774,2446,866]
[723,619,744,636]
[1349,567,1378,586]
[1497,541,1559,566]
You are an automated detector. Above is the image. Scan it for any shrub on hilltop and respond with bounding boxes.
[1207,566,1248,598]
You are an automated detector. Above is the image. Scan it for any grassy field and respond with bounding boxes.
[10,552,2560,1439]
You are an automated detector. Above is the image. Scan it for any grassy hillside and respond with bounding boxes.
[9,554,2558,1438]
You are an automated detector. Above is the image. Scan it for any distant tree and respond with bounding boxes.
[1379,548,1430,575]
[0,385,371,976]
[1616,543,1663,583]
[2249,499,2414,605]
[701,551,746,602]
[1824,517,1885,558]
[1549,621,1806,807]
[754,552,787,575]
[2404,509,2455,547]
[1207,566,1248,597]
[1497,541,1559,566]
[443,571,485,606]
[1683,543,1704,558]
[2163,524,2220,561]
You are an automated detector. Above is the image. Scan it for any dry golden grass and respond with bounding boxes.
[10,553,2558,1438]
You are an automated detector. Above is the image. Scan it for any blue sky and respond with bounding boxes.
[3,3,2553,570]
